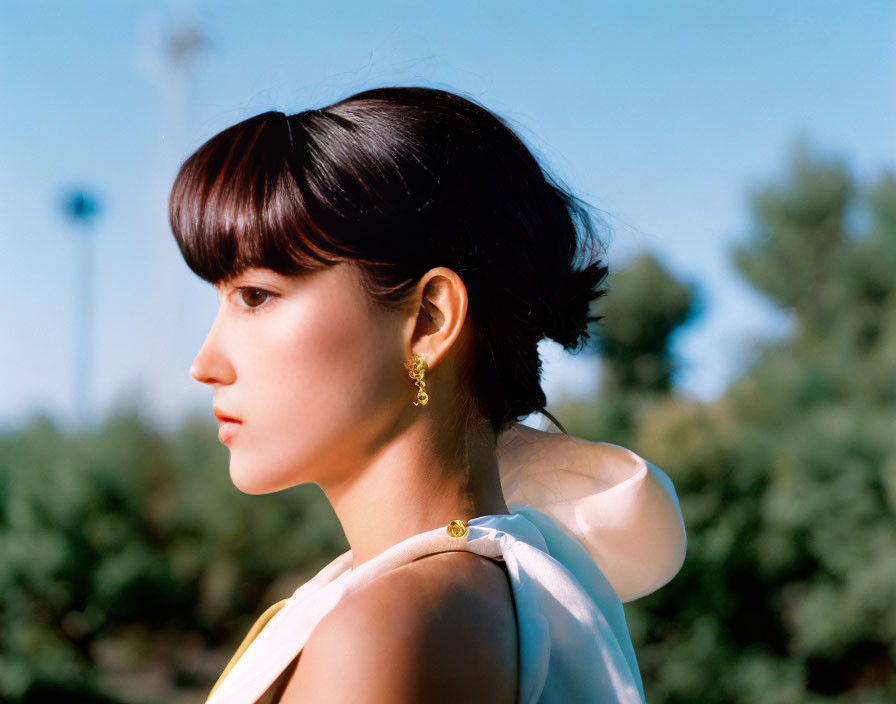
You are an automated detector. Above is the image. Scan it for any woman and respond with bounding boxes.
[170,86,686,703]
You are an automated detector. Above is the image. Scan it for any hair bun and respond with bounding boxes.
[538,259,608,351]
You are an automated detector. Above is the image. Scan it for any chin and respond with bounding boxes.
[228,452,313,495]
[229,460,286,495]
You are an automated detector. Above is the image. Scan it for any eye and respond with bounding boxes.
[229,287,278,313]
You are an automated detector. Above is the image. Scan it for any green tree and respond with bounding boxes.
[0,409,346,702]
[591,145,896,703]
[564,251,699,446]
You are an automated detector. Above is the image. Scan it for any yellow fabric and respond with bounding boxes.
[207,599,289,701]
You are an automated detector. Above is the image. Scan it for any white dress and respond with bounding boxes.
[206,432,687,704]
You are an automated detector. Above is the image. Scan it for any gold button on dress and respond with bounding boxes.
[446,518,468,538]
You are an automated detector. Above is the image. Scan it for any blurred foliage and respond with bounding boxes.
[0,411,346,702]
[2,143,894,702]
[575,144,895,703]
[596,251,700,394]
[577,249,701,448]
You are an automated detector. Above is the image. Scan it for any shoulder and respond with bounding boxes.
[277,551,518,704]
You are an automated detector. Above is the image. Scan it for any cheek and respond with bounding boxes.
[230,299,405,493]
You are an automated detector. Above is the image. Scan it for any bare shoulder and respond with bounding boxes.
[276,551,518,704]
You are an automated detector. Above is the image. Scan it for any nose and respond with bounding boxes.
[189,318,236,386]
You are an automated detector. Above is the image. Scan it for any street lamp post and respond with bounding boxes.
[62,190,101,431]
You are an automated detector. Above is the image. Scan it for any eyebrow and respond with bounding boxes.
[213,269,262,290]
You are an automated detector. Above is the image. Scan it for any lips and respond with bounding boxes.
[213,407,242,424]
[213,407,242,445]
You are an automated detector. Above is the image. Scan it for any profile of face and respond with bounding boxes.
[190,261,412,495]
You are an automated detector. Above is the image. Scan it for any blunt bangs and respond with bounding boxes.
[167,111,350,285]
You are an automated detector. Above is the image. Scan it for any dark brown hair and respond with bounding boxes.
[169,86,609,436]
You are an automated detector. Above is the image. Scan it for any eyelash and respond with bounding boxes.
[228,287,279,315]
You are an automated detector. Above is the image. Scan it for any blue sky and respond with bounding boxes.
[1,0,894,430]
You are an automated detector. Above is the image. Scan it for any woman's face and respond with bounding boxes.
[190,262,411,494]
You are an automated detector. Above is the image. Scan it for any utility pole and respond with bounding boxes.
[62,189,101,431]
[137,0,204,428]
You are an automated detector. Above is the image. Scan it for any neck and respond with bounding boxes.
[320,417,510,569]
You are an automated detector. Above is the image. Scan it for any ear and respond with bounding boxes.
[407,267,468,370]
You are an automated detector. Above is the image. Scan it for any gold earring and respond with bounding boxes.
[404,353,429,407]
